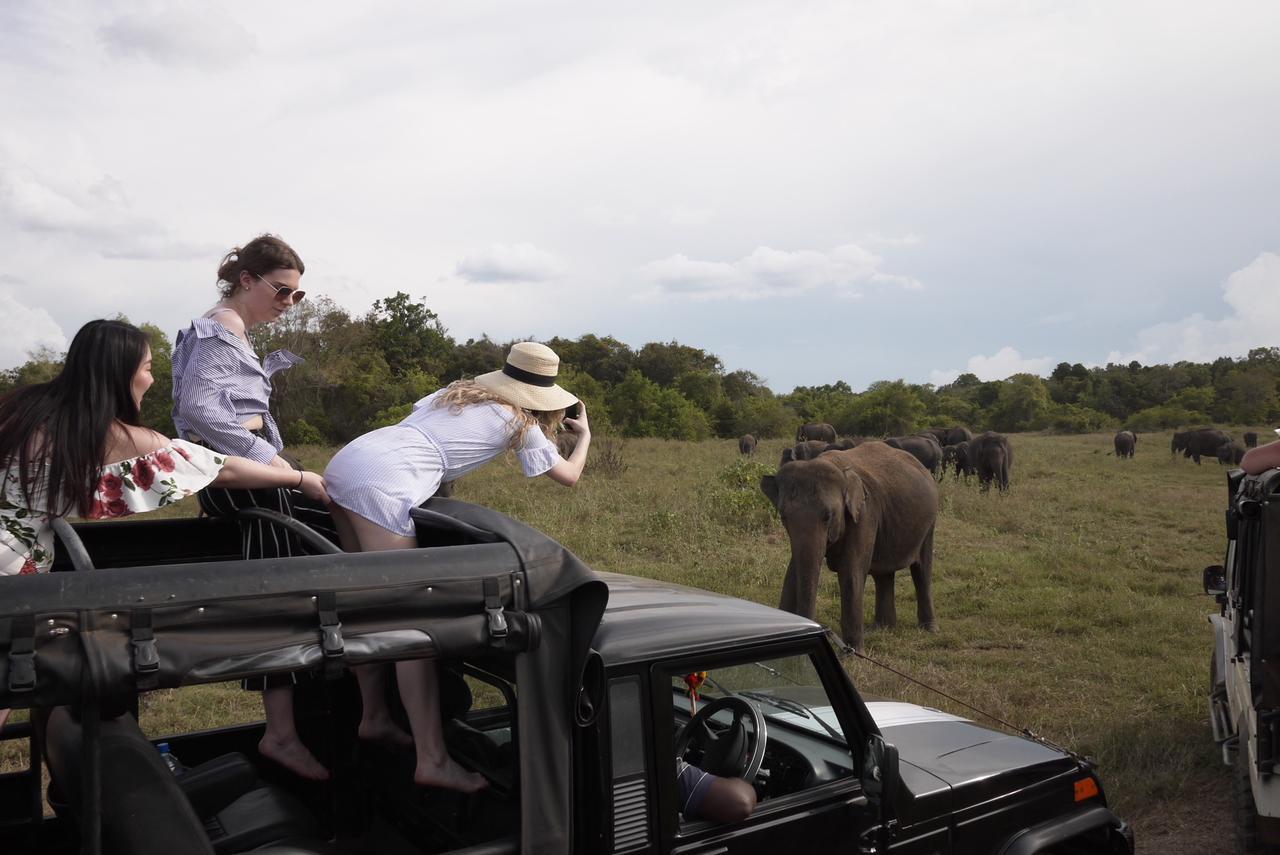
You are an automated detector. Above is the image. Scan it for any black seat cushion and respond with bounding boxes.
[40,706,325,854]
[42,705,214,855]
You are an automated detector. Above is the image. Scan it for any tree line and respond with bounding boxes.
[3,293,1276,443]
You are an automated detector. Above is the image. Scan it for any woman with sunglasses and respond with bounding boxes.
[171,234,337,781]
[0,319,329,731]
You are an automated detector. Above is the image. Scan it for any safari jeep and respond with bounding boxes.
[1206,467,1280,853]
[0,499,1133,854]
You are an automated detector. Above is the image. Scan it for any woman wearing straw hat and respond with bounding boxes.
[323,341,590,791]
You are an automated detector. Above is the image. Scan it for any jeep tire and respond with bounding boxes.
[1237,717,1280,855]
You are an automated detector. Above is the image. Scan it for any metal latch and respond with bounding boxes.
[483,577,508,643]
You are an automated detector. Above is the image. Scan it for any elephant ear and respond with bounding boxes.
[760,475,781,508]
[843,476,867,524]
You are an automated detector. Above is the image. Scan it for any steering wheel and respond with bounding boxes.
[675,696,768,781]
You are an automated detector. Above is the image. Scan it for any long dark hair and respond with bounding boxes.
[0,320,149,515]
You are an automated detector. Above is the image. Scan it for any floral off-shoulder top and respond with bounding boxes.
[0,439,224,577]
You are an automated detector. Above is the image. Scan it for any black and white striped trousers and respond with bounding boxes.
[196,484,340,560]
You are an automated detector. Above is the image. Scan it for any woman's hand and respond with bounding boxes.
[269,455,294,470]
[563,402,590,438]
[298,471,330,505]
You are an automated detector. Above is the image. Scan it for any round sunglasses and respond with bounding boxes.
[255,273,305,304]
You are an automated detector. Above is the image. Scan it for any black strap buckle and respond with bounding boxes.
[7,614,37,693]
[321,623,345,658]
[483,578,508,644]
[7,651,35,693]
[317,593,345,678]
[131,610,160,689]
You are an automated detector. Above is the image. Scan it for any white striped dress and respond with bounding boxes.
[324,390,562,536]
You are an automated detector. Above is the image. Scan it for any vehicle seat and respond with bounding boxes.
[39,706,336,854]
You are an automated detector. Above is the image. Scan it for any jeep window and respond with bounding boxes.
[663,650,857,828]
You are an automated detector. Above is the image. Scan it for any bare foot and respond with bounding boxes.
[358,718,414,749]
[414,755,489,793]
[258,734,331,781]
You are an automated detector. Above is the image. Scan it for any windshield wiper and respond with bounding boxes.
[735,690,846,743]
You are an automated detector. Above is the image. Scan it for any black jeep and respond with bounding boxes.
[0,499,1133,853]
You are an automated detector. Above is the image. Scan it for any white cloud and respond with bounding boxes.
[0,290,67,369]
[930,347,1055,385]
[1105,252,1280,365]
[97,4,256,68]
[455,243,563,283]
[0,165,222,260]
[639,242,921,300]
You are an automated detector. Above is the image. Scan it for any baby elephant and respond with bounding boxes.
[1218,441,1245,466]
[1114,430,1136,458]
[761,443,939,651]
[738,434,757,455]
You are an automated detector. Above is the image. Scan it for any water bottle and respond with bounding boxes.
[156,741,186,776]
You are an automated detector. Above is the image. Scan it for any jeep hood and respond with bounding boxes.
[865,701,1082,826]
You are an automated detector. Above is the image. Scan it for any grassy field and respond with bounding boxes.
[2,429,1248,846]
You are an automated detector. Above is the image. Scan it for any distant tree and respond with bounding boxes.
[444,336,507,381]
[833,380,925,436]
[606,370,711,440]
[675,370,725,412]
[367,292,453,378]
[722,370,773,401]
[634,341,722,387]
[137,322,174,434]
[1219,368,1279,425]
[989,374,1053,432]
[552,334,634,385]
[0,345,64,395]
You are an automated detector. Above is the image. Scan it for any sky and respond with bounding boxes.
[1,1,1278,393]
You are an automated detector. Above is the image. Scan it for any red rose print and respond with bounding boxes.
[19,558,38,575]
[175,446,192,462]
[133,458,155,490]
[103,498,130,518]
[88,500,107,519]
[154,451,176,472]
[97,472,124,498]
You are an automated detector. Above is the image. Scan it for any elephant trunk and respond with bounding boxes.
[781,523,827,621]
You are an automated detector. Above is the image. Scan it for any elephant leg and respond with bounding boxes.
[836,568,867,651]
[912,527,938,632]
[871,573,896,628]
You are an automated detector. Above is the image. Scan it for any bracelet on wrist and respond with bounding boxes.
[296,470,304,489]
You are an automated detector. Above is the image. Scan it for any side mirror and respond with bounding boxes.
[575,649,605,727]
[863,734,900,807]
[1203,565,1226,599]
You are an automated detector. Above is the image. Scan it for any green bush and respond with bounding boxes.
[283,418,326,446]
[1047,404,1111,433]
[704,458,778,532]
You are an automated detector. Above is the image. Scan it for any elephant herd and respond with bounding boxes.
[1110,427,1261,466]
[1163,427,1258,466]
[749,423,1014,650]
[758,424,1014,494]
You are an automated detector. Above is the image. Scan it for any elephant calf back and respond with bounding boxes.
[1114,431,1136,458]
[738,434,757,455]
[797,422,837,443]
[884,435,943,478]
[969,432,1013,492]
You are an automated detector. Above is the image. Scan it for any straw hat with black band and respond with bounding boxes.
[474,342,580,413]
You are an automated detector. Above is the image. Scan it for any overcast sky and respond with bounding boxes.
[2,1,1277,392]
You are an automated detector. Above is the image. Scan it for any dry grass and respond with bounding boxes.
[2,430,1248,846]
